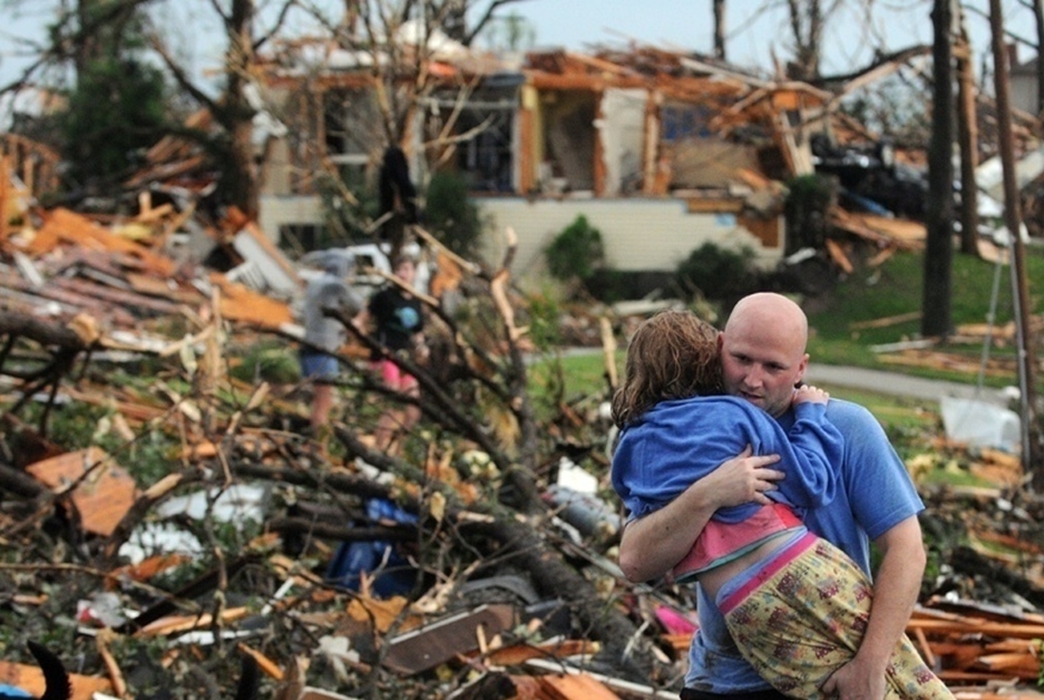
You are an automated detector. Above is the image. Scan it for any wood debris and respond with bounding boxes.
[0,197,1042,697]
[0,658,112,700]
[4,41,1044,700]
[25,448,138,538]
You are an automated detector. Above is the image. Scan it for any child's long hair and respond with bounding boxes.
[611,310,723,428]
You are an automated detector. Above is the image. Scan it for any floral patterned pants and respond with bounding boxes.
[719,532,953,699]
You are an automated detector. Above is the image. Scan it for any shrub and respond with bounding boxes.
[674,242,758,304]
[524,292,563,351]
[424,170,486,257]
[545,215,605,284]
[584,269,675,303]
[784,173,838,254]
[230,341,301,385]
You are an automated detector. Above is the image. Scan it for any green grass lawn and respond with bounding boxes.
[541,245,1043,419]
[540,245,1042,484]
[805,247,1044,387]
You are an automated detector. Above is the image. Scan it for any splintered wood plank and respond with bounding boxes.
[829,209,920,249]
[877,350,1014,377]
[908,618,1044,640]
[826,237,852,275]
[62,386,167,424]
[0,658,112,700]
[210,275,293,328]
[974,651,1040,676]
[125,271,204,304]
[538,672,622,700]
[137,607,250,636]
[33,208,175,276]
[50,277,185,315]
[381,604,516,675]
[481,640,599,667]
[845,212,927,244]
[107,553,191,586]
[663,632,694,652]
[849,311,923,331]
[26,447,138,537]
[345,596,413,634]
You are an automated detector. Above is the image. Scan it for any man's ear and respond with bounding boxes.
[794,352,809,386]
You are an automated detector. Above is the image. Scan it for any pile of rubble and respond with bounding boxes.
[0,194,1044,700]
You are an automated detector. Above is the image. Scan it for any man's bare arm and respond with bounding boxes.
[821,515,926,700]
[617,448,783,582]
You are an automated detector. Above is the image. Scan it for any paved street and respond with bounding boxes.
[804,363,1014,408]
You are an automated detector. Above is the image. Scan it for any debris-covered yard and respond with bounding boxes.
[2,197,1044,700]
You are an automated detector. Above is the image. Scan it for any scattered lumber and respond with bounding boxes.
[4,143,1044,699]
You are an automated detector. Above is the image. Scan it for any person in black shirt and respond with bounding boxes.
[366,254,427,453]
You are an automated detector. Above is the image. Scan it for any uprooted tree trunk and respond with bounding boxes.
[0,219,660,689]
[316,227,657,676]
[230,445,658,680]
[321,225,548,510]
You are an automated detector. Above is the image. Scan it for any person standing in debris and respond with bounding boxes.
[299,251,365,434]
[617,294,935,700]
[366,253,427,453]
[611,309,950,699]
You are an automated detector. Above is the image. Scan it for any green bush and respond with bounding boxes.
[424,170,485,257]
[230,341,301,385]
[545,215,605,284]
[309,165,381,251]
[674,241,758,303]
[587,270,677,303]
[56,5,170,194]
[526,293,563,351]
[784,173,838,254]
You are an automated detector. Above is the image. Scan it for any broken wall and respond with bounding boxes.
[599,88,647,196]
[541,91,597,193]
[670,138,761,190]
[442,85,519,193]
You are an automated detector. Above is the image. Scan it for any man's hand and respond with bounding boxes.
[821,516,925,700]
[820,654,886,700]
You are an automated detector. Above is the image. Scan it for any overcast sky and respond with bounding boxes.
[506,0,939,75]
[505,0,1044,78]
[1,0,1040,116]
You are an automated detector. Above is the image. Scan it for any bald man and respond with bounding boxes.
[618,293,926,700]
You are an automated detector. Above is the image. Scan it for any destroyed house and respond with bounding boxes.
[253,42,847,287]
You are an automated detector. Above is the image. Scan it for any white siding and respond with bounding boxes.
[477,197,783,284]
[257,194,785,288]
[1011,69,1038,117]
[258,196,325,241]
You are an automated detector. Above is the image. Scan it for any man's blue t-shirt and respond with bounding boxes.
[684,398,925,693]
